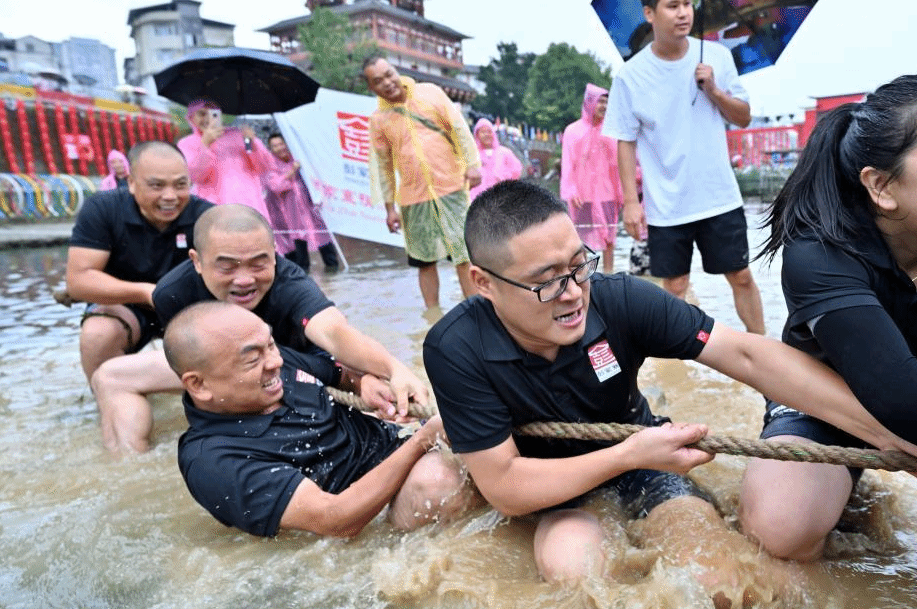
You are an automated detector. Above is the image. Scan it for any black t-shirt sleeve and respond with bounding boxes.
[423,330,514,454]
[270,258,334,332]
[181,442,304,537]
[782,239,881,330]
[811,305,917,444]
[152,261,199,327]
[69,192,117,250]
[603,275,714,360]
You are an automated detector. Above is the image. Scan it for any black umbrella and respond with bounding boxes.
[153,47,321,115]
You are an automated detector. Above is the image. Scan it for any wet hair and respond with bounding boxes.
[127,140,185,172]
[163,301,230,375]
[758,74,917,262]
[361,54,387,76]
[193,204,275,254]
[465,180,568,270]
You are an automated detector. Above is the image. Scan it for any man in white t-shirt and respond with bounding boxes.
[605,0,765,334]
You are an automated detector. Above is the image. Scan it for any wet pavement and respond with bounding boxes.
[0,220,74,249]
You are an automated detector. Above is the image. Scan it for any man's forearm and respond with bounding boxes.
[617,140,640,203]
[67,270,154,306]
[710,89,751,127]
[284,430,429,537]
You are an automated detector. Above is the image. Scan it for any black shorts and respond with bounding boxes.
[407,254,452,268]
[760,399,863,483]
[548,416,713,519]
[647,207,750,278]
[81,303,163,352]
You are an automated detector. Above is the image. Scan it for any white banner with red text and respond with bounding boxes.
[273,88,404,248]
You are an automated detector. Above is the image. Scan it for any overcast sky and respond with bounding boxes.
[4,0,917,118]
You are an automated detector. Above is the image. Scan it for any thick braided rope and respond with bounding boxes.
[325,387,917,472]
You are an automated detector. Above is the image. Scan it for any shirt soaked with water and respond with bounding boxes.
[424,273,714,458]
[178,346,404,537]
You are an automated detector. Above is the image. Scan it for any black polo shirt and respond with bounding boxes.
[69,188,213,284]
[781,228,917,359]
[153,256,334,355]
[178,346,404,537]
[423,273,714,458]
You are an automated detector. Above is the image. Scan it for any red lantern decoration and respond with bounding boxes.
[125,115,136,148]
[111,113,125,153]
[34,101,58,174]
[15,100,36,174]
[0,103,20,174]
[68,105,88,175]
[99,110,112,158]
[87,109,105,175]
[54,103,74,174]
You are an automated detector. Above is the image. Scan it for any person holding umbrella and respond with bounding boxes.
[177,99,274,220]
[605,0,766,335]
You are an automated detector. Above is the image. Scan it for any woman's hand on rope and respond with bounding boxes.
[619,422,714,475]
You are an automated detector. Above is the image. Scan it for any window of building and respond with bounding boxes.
[154,23,175,36]
[156,49,176,63]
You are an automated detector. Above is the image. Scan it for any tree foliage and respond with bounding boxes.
[471,42,536,124]
[298,6,378,94]
[522,43,611,133]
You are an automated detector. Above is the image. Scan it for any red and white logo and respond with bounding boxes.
[696,330,710,344]
[175,233,187,248]
[336,111,370,162]
[587,339,621,382]
[295,369,318,385]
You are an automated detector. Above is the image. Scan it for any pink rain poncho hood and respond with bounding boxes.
[99,149,130,191]
[560,83,622,206]
[469,118,523,200]
[185,99,220,135]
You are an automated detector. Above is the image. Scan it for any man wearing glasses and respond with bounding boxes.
[423,180,897,596]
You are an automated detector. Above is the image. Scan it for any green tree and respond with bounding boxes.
[471,42,536,124]
[522,43,611,133]
[298,6,378,94]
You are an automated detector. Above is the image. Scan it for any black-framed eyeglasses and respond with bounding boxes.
[479,245,600,303]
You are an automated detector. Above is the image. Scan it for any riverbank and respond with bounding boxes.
[0,219,74,249]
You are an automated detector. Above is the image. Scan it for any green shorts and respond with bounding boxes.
[400,189,470,266]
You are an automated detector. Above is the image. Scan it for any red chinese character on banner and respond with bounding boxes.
[358,193,373,207]
[337,111,371,162]
[342,189,355,203]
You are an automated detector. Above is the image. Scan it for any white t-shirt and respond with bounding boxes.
[604,37,747,226]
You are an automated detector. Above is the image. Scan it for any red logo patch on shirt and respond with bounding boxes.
[696,330,710,344]
[295,368,318,385]
[587,339,621,382]
[175,233,187,249]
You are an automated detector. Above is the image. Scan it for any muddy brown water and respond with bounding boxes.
[0,208,914,608]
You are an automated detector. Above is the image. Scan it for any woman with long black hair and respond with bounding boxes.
[740,74,917,561]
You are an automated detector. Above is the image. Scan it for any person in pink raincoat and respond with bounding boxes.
[469,118,523,201]
[560,83,624,273]
[99,149,130,191]
[176,100,274,219]
[263,132,338,272]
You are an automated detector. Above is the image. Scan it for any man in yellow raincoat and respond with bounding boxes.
[364,56,481,309]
